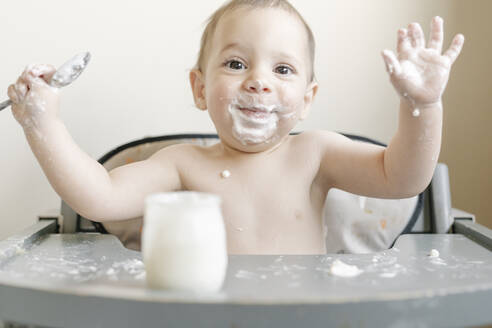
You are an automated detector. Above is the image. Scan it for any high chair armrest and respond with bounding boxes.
[451,208,476,222]
[38,210,62,234]
[454,218,492,251]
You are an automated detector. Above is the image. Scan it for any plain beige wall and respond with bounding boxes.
[0,0,489,240]
[440,0,492,230]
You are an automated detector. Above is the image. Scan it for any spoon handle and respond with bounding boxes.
[0,99,12,111]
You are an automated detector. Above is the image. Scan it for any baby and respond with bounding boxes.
[7,0,464,254]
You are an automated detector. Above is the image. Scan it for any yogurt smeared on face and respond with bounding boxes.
[227,96,295,145]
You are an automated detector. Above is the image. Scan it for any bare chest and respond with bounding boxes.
[178,154,326,254]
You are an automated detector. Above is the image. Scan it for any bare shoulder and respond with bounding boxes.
[150,142,210,163]
[286,131,344,174]
[290,130,349,154]
[292,130,364,190]
[305,129,350,141]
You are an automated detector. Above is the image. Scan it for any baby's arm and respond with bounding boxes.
[316,17,464,198]
[7,65,181,221]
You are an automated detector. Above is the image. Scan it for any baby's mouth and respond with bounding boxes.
[238,106,272,119]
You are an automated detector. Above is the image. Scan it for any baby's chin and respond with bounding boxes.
[226,130,290,153]
[225,106,297,151]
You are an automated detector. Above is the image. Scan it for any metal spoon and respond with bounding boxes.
[0,52,91,111]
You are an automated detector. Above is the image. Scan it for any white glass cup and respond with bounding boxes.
[142,192,228,292]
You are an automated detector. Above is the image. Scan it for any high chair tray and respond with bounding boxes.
[0,219,491,328]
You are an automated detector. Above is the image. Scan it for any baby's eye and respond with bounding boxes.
[274,65,294,75]
[225,60,247,70]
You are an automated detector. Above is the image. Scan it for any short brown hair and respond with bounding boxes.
[195,0,316,81]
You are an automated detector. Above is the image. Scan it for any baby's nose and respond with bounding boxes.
[244,79,271,93]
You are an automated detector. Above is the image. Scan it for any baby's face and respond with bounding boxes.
[195,7,317,152]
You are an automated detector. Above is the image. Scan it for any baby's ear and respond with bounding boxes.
[189,69,207,110]
[300,81,318,120]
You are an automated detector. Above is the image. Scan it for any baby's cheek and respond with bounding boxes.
[277,85,305,119]
[207,81,237,109]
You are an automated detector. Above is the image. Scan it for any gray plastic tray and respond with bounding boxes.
[1,220,492,328]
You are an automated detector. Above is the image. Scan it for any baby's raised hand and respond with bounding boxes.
[381,17,464,113]
[7,64,59,129]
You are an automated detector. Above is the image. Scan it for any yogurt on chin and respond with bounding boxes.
[228,101,282,145]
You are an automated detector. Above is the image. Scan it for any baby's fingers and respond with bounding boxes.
[37,64,56,84]
[381,50,402,76]
[427,16,444,53]
[7,76,29,103]
[7,85,20,104]
[444,34,465,65]
[22,64,57,86]
[397,28,412,56]
[14,77,28,97]
[409,23,425,48]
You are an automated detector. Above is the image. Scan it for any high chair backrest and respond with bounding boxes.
[60,133,452,253]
